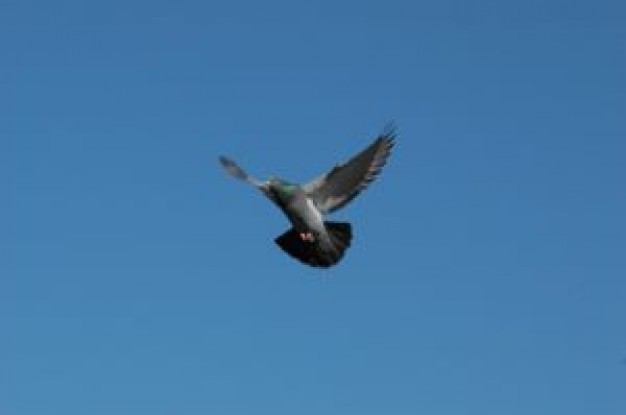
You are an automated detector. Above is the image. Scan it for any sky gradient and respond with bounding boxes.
[2,1,625,414]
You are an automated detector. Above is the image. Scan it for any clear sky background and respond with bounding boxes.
[2,1,625,414]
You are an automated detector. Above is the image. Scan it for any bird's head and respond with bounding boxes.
[266,176,298,201]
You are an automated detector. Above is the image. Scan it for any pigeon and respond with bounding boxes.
[219,124,396,268]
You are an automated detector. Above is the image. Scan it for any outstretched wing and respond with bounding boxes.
[303,124,396,214]
[219,156,266,188]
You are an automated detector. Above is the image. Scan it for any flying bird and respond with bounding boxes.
[219,124,396,268]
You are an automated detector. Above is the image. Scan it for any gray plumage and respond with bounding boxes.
[219,124,396,268]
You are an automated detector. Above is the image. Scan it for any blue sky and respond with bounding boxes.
[2,1,625,414]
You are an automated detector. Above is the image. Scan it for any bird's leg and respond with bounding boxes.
[299,232,315,242]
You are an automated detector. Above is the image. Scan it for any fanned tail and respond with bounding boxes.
[274,222,352,268]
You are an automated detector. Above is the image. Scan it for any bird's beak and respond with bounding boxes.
[259,181,271,195]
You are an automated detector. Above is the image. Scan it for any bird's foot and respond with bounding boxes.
[299,232,315,242]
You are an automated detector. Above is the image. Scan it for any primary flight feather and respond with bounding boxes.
[219,124,396,268]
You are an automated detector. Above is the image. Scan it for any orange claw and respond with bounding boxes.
[299,232,315,242]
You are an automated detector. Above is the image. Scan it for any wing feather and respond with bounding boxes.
[218,156,266,188]
[303,124,396,213]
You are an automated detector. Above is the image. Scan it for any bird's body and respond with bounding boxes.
[219,124,395,268]
[255,178,340,265]
[266,180,322,234]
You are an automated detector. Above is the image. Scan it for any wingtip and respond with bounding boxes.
[218,155,250,182]
[375,124,396,156]
[380,122,397,145]
[218,155,233,167]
